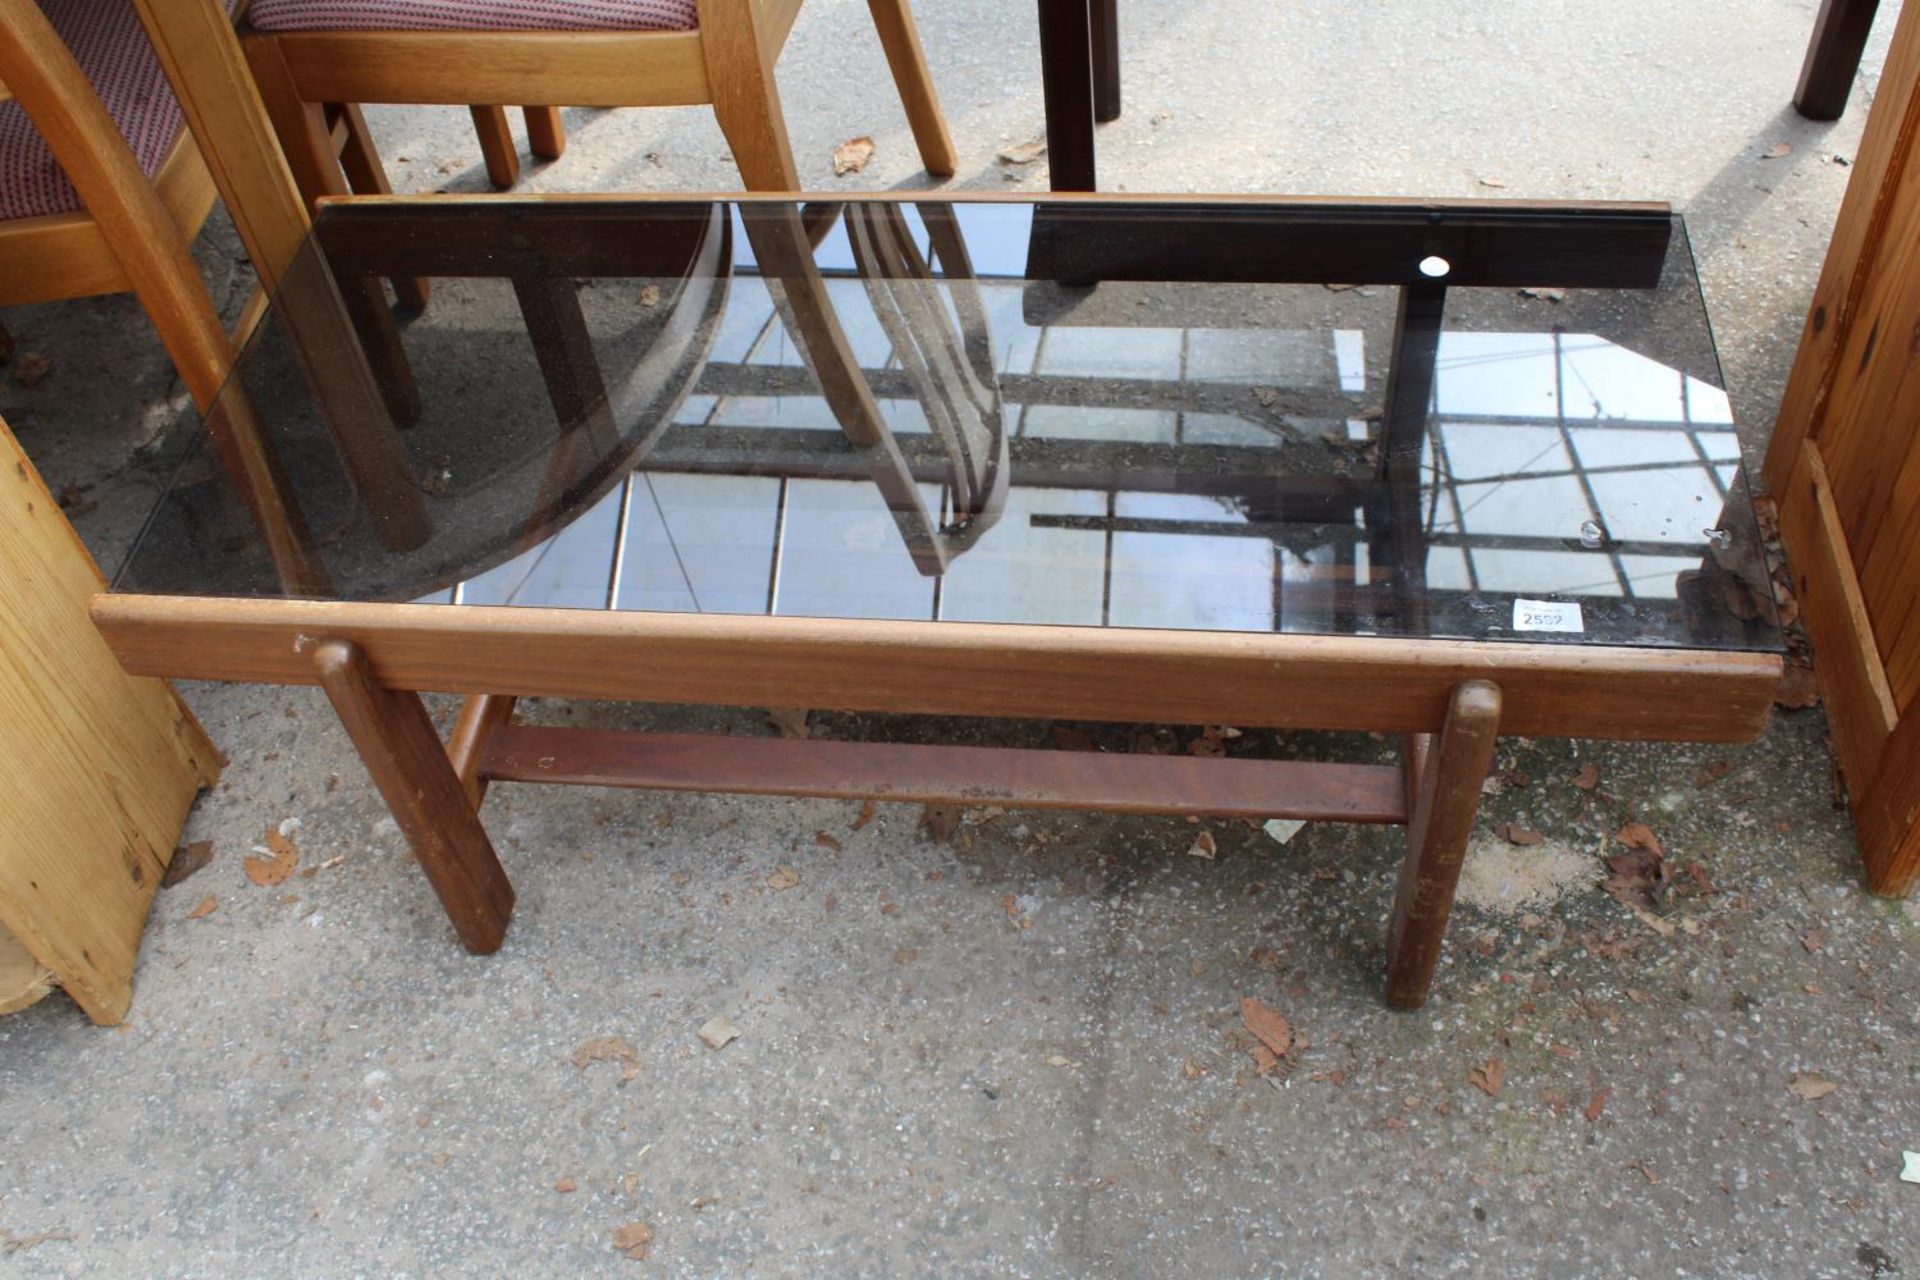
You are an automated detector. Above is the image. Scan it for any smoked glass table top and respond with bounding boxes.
[113,196,1783,653]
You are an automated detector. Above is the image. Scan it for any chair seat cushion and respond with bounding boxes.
[247,0,700,33]
[0,0,199,222]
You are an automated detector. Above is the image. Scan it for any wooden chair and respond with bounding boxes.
[238,0,958,205]
[0,0,366,592]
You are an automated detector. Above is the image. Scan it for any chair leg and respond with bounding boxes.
[1089,0,1120,122]
[706,21,802,190]
[470,104,521,188]
[863,0,957,177]
[245,39,422,424]
[524,106,566,160]
[332,103,431,312]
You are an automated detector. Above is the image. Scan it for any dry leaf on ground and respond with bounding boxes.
[10,352,50,387]
[1800,926,1829,953]
[766,865,801,891]
[814,831,843,852]
[1239,996,1292,1064]
[1789,1071,1838,1101]
[164,840,215,888]
[698,1015,741,1050]
[997,138,1048,165]
[1250,945,1282,971]
[766,708,810,739]
[637,284,662,309]
[1497,823,1545,847]
[1614,822,1664,856]
[852,798,876,831]
[1762,141,1794,159]
[1468,1058,1505,1096]
[1187,831,1217,860]
[186,894,218,919]
[1571,762,1601,791]
[611,1222,654,1261]
[1776,662,1820,709]
[1585,1087,1610,1122]
[1603,844,1668,913]
[571,1036,642,1083]
[832,136,875,176]
[244,825,300,887]
[555,1177,578,1193]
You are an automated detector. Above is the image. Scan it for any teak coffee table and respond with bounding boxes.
[94,193,1784,1007]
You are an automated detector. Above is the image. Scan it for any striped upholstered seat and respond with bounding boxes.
[0,0,195,221]
[246,0,699,32]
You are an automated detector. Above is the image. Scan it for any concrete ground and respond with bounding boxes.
[3,0,1918,1274]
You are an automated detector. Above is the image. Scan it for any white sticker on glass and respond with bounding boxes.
[1512,598,1584,634]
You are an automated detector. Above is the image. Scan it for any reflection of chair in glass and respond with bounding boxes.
[743,200,1007,575]
[0,0,331,591]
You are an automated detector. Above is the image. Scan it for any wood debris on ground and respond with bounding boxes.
[611,1222,653,1261]
[831,136,875,176]
[571,1036,642,1083]
[185,895,218,919]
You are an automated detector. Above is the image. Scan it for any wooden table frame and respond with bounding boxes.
[93,593,1780,1007]
[90,190,1782,1007]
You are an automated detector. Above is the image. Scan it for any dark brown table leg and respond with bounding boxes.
[1384,680,1501,1008]
[1037,0,1097,190]
[313,639,515,954]
[1796,0,1881,121]
[1090,0,1120,123]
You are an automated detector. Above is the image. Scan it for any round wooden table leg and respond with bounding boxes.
[313,639,515,953]
[1384,680,1502,1008]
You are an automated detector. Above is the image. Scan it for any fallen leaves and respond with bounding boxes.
[1762,141,1795,159]
[243,823,300,887]
[1495,823,1544,847]
[554,1177,578,1193]
[186,894,219,920]
[1614,821,1664,856]
[765,708,810,739]
[765,866,801,892]
[1603,838,1668,914]
[831,136,875,176]
[1585,1087,1611,1123]
[1262,818,1306,846]
[164,840,214,888]
[813,831,843,852]
[852,798,876,832]
[1239,997,1291,1074]
[637,284,662,309]
[1186,831,1217,860]
[1468,1058,1505,1097]
[1776,661,1820,709]
[571,1036,642,1083]
[1571,761,1601,792]
[698,1015,741,1050]
[996,138,1048,165]
[1800,926,1829,953]
[611,1222,654,1261]
[1788,1071,1838,1101]
[1694,759,1735,788]
[10,351,50,387]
